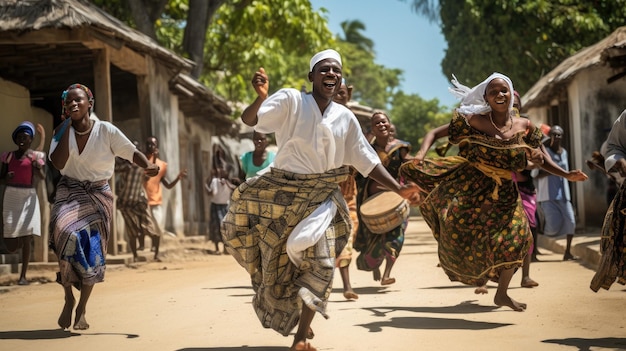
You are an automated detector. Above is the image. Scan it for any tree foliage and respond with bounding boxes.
[201,0,335,104]
[334,21,402,109]
[409,0,626,93]
[90,0,334,103]
[390,92,451,149]
[89,0,451,133]
[339,20,375,55]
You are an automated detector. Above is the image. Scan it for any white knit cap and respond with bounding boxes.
[449,72,514,115]
[309,49,342,72]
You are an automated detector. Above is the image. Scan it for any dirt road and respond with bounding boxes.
[1,217,625,351]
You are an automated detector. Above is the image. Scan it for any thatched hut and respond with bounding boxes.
[0,0,234,259]
[522,26,626,227]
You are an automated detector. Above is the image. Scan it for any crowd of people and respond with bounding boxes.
[3,47,625,351]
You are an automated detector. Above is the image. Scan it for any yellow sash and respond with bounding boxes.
[446,156,513,200]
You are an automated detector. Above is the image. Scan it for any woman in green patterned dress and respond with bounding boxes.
[354,112,411,286]
[401,73,547,311]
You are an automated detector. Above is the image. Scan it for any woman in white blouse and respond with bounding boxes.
[49,83,158,331]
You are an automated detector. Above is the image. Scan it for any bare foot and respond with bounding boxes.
[494,294,527,312]
[58,297,75,329]
[291,341,317,351]
[474,285,488,294]
[73,307,90,330]
[521,277,539,288]
[343,290,359,300]
[17,278,30,285]
[381,277,396,286]
[373,268,381,281]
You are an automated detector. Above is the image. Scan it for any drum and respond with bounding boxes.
[359,191,409,234]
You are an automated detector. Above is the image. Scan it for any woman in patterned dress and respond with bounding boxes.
[400,73,586,311]
[354,112,411,286]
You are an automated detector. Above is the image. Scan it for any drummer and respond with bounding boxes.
[354,111,413,286]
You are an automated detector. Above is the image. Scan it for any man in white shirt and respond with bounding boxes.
[223,49,419,351]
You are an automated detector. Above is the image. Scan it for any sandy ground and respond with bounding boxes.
[0,217,625,351]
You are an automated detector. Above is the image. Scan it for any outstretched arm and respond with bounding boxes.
[161,169,188,189]
[535,145,588,182]
[132,150,159,177]
[413,123,450,162]
[368,164,421,205]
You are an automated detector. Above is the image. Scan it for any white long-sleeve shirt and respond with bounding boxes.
[256,88,380,176]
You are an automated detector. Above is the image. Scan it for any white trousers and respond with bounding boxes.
[286,199,337,266]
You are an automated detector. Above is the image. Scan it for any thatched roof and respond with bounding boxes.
[170,73,234,134]
[524,26,626,109]
[0,0,234,131]
[0,0,192,70]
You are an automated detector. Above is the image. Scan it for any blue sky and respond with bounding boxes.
[310,0,457,107]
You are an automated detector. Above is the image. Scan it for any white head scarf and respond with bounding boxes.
[309,49,342,72]
[449,72,514,115]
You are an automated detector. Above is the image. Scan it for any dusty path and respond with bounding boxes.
[1,217,625,351]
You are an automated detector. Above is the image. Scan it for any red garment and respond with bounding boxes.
[1,151,44,187]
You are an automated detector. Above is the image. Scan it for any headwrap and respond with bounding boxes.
[12,121,35,143]
[448,72,514,115]
[309,49,342,72]
[61,83,94,117]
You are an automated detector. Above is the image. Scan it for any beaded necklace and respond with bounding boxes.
[74,120,93,136]
[489,112,513,134]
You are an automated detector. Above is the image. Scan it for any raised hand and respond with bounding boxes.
[252,67,269,99]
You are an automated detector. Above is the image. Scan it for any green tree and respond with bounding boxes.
[331,20,402,109]
[201,0,335,104]
[339,20,375,55]
[390,92,451,150]
[406,0,626,93]
[91,0,335,104]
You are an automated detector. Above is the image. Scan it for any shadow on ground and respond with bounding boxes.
[542,337,626,350]
[357,315,511,332]
[362,300,499,316]
[178,347,287,351]
[352,301,508,332]
[0,329,137,340]
[0,329,79,340]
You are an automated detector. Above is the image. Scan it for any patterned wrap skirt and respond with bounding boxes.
[50,177,113,287]
[401,156,531,286]
[221,167,350,336]
[336,172,359,268]
[590,181,626,292]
